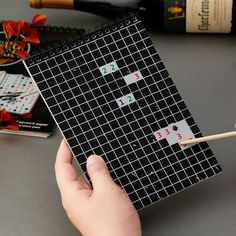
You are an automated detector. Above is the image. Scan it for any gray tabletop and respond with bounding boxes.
[0,1,236,235]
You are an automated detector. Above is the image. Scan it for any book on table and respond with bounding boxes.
[0,23,85,137]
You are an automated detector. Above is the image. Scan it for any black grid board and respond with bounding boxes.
[24,15,222,210]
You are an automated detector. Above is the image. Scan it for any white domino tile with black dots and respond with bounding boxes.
[23,15,222,210]
[0,72,40,114]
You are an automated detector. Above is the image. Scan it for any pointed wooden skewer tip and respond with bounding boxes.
[16,91,39,99]
[180,129,236,146]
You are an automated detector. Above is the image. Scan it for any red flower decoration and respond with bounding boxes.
[0,108,11,121]
[0,109,32,131]
[0,109,19,131]
[0,14,47,64]
[32,14,47,27]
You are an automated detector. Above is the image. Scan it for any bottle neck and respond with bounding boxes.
[73,0,164,31]
[29,0,74,9]
[232,3,236,33]
[29,0,235,33]
[73,1,132,18]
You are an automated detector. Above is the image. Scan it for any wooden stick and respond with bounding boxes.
[180,130,236,145]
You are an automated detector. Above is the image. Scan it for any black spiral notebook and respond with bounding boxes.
[23,14,222,209]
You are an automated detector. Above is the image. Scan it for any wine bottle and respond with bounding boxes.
[29,0,236,33]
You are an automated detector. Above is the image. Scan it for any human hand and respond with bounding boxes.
[55,140,142,236]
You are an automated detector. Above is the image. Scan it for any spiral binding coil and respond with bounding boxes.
[25,13,140,66]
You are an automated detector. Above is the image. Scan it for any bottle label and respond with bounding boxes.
[164,0,186,33]
[186,0,233,33]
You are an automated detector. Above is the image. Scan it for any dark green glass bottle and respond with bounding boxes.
[29,0,236,33]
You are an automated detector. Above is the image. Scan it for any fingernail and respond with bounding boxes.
[87,155,103,166]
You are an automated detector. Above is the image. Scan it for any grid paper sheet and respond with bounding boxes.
[24,15,222,210]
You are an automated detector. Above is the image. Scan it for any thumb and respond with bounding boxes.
[86,155,114,190]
